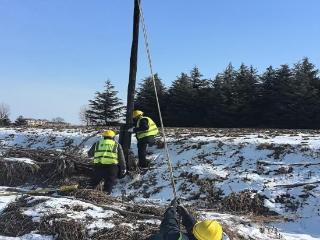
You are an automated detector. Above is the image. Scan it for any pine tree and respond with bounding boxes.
[208,63,237,127]
[190,66,210,89]
[134,74,167,124]
[86,80,125,126]
[260,60,320,128]
[261,64,296,127]
[166,72,195,126]
[189,67,212,126]
[260,66,277,126]
[291,58,320,128]
[233,64,259,126]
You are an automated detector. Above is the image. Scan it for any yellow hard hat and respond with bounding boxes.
[133,110,143,118]
[101,130,116,138]
[192,220,223,240]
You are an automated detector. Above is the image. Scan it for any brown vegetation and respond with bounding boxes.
[221,190,278,216]
[0,148,92,187]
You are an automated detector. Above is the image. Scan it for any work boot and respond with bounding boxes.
[139,158,150,168]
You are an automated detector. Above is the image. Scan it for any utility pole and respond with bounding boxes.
[119,0,140,170]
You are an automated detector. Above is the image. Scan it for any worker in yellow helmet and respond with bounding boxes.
[128,110,159,168]
[152,200,223,240]
[87,130,126,194]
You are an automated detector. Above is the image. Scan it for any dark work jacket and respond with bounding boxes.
[152,207,197,240]
[88,137,126,172]
[133,117,149,133]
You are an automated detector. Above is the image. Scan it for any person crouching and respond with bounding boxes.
[88,130,126,194]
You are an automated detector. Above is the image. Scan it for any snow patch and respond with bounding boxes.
[3,157,36,165]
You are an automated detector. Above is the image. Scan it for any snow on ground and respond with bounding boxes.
[0,195,17,214]
[0,234,54,240]
[0,127,320,239]
[0,127,100,153]
[23,196,117,222]
[0,189,301,240]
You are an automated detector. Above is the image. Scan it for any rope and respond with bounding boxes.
[137,1,177,199]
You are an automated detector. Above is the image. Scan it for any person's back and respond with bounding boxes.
[130,110,159,168]
[93,138,119,164]
[88,130,126,194]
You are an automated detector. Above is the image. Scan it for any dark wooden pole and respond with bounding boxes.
[119,0,140,170]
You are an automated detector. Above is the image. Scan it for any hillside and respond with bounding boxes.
[0,127,319,240]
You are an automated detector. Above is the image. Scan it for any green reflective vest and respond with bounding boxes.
[93,139,118,165]
[136,116,159,140]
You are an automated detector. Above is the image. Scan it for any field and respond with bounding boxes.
[0,127,320,240]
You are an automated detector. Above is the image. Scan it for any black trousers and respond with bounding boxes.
[137,136,155,168]
[91,164,118,194]
[151,207,190,240]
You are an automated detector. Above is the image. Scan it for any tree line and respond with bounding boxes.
[84,57,320,129]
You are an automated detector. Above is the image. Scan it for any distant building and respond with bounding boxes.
[24,118,49,126]
[23,118,70,127]
[45,121,70,127]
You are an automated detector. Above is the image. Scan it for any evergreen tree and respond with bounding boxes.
[189,67,212,126]
[134,74,167,124]
[190,66,210,89]
[130,58,320,129]
[166,73,195,126]
[261,64,296,127]
[260,59,320,128]
[86,80,125,126]
[208,63,237,127]
[291,58,320,128]
[233,64,259,126]
[260,66,277,126]
[15,115,27,126]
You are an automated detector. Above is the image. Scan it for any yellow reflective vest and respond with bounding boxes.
[136,116,159,140]
[93,139,119,165]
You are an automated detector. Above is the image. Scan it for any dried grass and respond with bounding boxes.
[2,148,58,161]
[125,204,163,217]
[0,158,40,186]
[0,148,91,186]
[63,189,115,204]
[0,197,38,237]
[221,190,278,216]
[92,224,158,240]
[39,216,87,240]
[2,193,90,239]
[256,143,294,160]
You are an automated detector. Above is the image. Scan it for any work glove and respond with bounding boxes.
[170,197,181,208]
[127,127,135,133]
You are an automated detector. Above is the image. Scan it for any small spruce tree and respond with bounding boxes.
[86,80,125,126]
